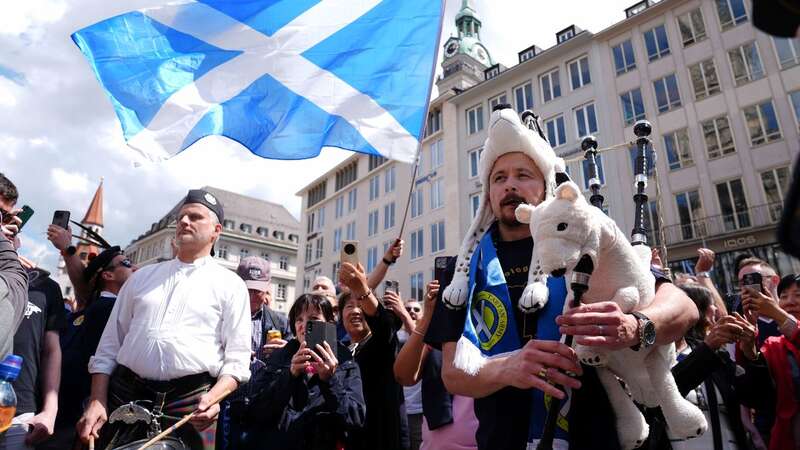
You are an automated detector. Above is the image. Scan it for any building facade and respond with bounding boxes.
[297,0,800,300]
[126,186,300,313]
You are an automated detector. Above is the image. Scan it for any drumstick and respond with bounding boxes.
[135,389,233,450]
[88,437,94,450]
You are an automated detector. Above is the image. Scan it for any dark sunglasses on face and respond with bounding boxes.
[405,306,421,313]
[106,259,132,270]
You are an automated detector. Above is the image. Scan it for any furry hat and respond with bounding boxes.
[442,106,564,310]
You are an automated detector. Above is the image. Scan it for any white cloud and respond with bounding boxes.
[0,77,20,107]
[0,0,68,37]
[50,168,90,193]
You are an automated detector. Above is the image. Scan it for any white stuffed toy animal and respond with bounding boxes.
[515,181,707,449]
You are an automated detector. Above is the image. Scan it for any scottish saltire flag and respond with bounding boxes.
[72,0,444,163]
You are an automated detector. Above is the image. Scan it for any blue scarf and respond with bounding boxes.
[460,226,570,445]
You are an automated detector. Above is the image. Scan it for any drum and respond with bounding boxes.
[110,437,188,450]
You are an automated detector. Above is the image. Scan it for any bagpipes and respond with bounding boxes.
[526,116,658,450]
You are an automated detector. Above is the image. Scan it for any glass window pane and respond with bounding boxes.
[623,41,635,69]
[633,89,645,120]
[587,104,597,134]
[666,75,680,106]
[525,83,534,109]
[704,61,720,94]
[730,179,751,227]
[657,25,671,56]
[678,14,693,44]
[547,120,556,146]
[717,0,733,27]
[542,76,552,102]
[570,61,580,89]
[746,44,764,79]
[576,108,586,137]
[760,101,781,139]
[745,106,763,144]
[613,45,624,73]
[645,30,657,59]
[552,71,561,97]
[716,182,736,231]
[580,58,591,85]
[557,117,566,144]
[692,10,706,38]
[665,133,680,169]
[655,79,668,112]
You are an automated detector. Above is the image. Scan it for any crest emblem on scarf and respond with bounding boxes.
[471,290,508,351]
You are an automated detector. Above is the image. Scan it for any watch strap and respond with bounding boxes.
[630,311,651,352]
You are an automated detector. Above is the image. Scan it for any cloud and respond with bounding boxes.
[0,0,68,37]
[50,168,91,194]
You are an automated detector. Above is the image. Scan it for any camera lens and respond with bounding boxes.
[344,243,355,254]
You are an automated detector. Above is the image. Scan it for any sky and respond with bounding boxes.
[0,0,639,273]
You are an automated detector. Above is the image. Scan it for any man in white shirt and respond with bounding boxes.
[77,189,252,450]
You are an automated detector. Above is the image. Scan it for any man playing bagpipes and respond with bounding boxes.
[424,105,699,450]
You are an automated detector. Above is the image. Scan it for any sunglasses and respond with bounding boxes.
[405,306,421,313]
[105,259,132,270]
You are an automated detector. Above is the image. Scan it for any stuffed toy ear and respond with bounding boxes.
[514,203,536,224]
[555,181,581,202]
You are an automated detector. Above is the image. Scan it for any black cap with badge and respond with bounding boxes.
[182,189,224,223]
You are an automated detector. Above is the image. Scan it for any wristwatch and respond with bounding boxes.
[382,257,395,266]
[630,311,656,351]
[696,271,711,278]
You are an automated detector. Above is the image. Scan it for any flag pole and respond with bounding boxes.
[395,0,446,246]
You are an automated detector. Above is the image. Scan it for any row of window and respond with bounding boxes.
[409,221,447,261]
[673,166,789,241]
[218,246,290,269]
[367,202,397,236]
[223,219,293,241]
[368,165,396,202]
[411,178,446,218]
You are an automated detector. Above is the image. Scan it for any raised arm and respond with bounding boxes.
[394,281,437,386]
[367,239,403,290]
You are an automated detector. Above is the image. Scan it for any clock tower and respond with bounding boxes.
[437,0,494,94]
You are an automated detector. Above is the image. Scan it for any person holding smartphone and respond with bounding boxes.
[245,294,365,450]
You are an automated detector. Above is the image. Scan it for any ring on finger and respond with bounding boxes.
[596,324,604,335]
[537,368,548,381]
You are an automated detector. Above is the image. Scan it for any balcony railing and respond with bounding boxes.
[662,202,783,246]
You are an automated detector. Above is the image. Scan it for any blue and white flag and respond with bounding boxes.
[72,0,444,162]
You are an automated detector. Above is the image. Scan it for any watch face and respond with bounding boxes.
[445,42,458,57]
[643,321,657,346]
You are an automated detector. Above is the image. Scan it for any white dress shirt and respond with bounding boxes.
[89,256,252,382]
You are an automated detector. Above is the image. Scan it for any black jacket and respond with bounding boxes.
[245,338,365,450]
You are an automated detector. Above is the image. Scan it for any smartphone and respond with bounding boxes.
[742,272,763,293]
[340,240,359,266]
[384,280,399,297]
[306,320,337,353]
[52,210,71,229]
[435,256,455,285]
[15,206,34,231]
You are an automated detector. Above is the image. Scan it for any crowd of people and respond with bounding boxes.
[1,110,799,450]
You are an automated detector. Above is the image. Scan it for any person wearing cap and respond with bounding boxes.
[237,256,292,360]
[78,189,251,450]
[736,273,800,450]
[424,106,699,449]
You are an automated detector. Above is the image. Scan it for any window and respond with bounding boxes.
[513,82,534,113]
[335,161,358,191]
[663,129,693,170]
[581,154,605,190]
[346,221,356,240]
[223,220,235,230]
[467,105,484,135]
[368,154,387,171]
[743,100,782,146]
[334,196,344,218]
[314,237,324,260]
[470,193,481,218]
[469,148,482,178]
[369,175,380,201]
[239,223,252,234]
[333,228,342,252]
[307,181,327,207]
[675,190,705,240]
[317,207,325,231]
[612,40,636,75]
[568,56,591,90]
[620,88,645,125]
[273,230,285,241]
[688,59,720,100]
[383,203,395,230]
[716,0,748,31]
[304,242,312,262]
[489,93,508,111]
[431,178,445,209]
[545,115,567,147]
[558,28,575,43]
[644,25,670,61]
[702,116,735,159]
[791,91,800,132]
[384,166,396,193]
[628,145,656,178]
[430,139,444,170]
[540,69,561,103]
[774,37,800,69]
[411,189,424,218]
[219,245,229,259]
[410,272,424,301]
[426,109,442,136]
[331,262,340,282]
[276,284,287,301]
[677,8,706,47]
[431,221,446,253]
[574,103,598,138]
[366,247,378,273]
[728,42,764,86]
[368,210,379,236]
[653,74,681,113]
[347,189,358,213]
[239,247,250,259]
[761,167,790,221]
[411,229,424,260]
[306,213,315,234]
[716,179,751,231]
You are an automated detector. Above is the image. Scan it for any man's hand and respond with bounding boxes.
[261,338,288,357]
[650,248,664,270]
[189,392,221,431]
[556,302,639,350]
[1,208,22,240]
[499,340,582,400]
[382,291,408,318]
[25,410,56,446]
[46,224,72,251]
[339,262,369,296]
[695,248,715,273]
[383,239,404,263]
[742,287,787,323]
[77,399,107,443]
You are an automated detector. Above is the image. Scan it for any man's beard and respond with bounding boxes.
[497,192,529,228]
